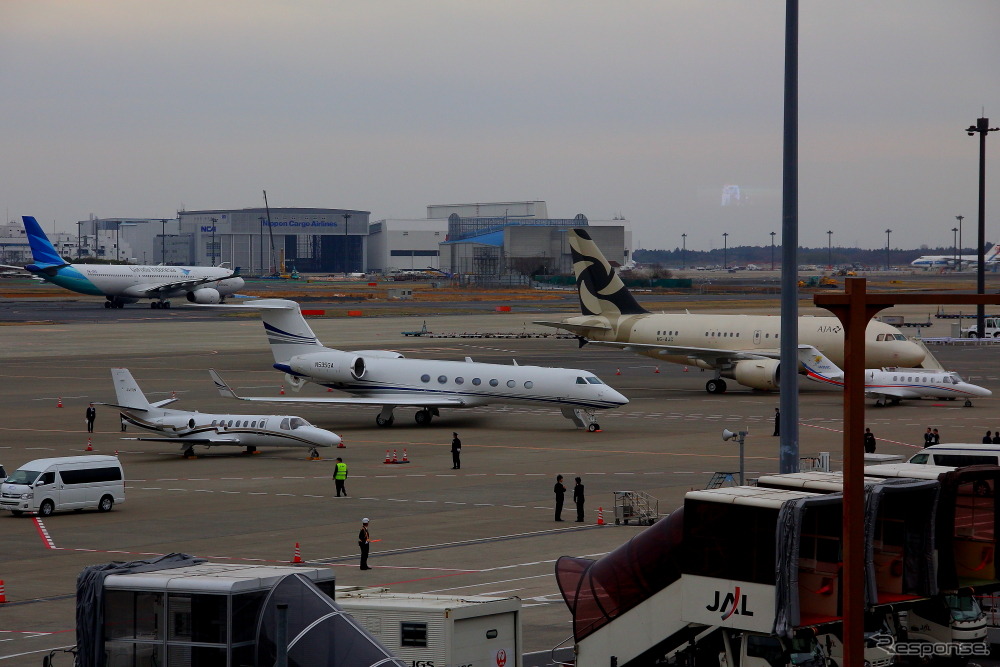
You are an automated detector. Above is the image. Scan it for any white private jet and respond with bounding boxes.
[102,368,342,459]
[207,299,629,430]
[0,216,244,308]
[535,228,926,394]
[910,243,1000,269]
[797,345,991,407]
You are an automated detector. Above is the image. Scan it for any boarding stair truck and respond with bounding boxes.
[556,486,864,667]
[332,589,522,667]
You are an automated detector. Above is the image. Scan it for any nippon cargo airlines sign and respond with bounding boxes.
[681,575,775,632]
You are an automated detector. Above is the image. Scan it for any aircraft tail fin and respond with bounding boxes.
[568,228,648,317]
[209,369,239,399]
[22,216,69,267]
[986,243,1000,263]
[111,368,152,410]
[253,299,324,364]
[797,345,845,382]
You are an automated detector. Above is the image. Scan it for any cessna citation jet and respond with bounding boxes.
[798,345,991,407]
[0,216,244,308]
[207,299,628,430]
[103,368,341,459]
[535,228,926,394]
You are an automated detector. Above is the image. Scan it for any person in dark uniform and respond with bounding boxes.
[554,475,566,521]
[86,403,96,433]
[573,477,585,522]
[773,407,780,437]
[992,431,1000,445]
[451,432,462,469]
[333,457,348,497]
[984,431,993,444]
[932,428,940,445]
[923,428,934,447]
[358,518,372,570]
[864,428,877,454]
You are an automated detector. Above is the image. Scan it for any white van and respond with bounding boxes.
[908,443,1000,468]
[0,455,125,517]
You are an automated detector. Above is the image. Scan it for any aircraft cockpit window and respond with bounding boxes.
[490,379,499,387]
[421,374,430,383]
[877,334,885,341]
[506,380,516,388]
[524,381,533,389]
[289,417,309,429]
[280,418,290,430]
[586,377,603,384]
[576,377,587,384]
[894,334,907,341]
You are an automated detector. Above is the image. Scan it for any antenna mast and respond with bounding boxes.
[262,190,279,276]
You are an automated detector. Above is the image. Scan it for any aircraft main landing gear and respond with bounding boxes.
[706,378,727,394]
[183,446,196,459]
[414,408,439,426]
[376,406,396,427]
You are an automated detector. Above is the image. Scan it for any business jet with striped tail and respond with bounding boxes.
[0,216,244,308]
[798,345,991,407]
[534,228,926,395]
[102,368,342,459]
[207,299,628,430]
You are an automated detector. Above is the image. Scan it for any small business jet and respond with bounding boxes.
[910,243,1000,269]
[103,368,341,459]
[535,228,925,394]
[207,299,628,430]
[0,216,244,308]
[797,345,991,407]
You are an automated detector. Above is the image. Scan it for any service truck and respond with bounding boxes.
[961,317,1000,338]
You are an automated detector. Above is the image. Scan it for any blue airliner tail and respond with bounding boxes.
[22,216,69,268]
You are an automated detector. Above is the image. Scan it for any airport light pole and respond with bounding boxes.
[956,215,964,269]
[953,226,959,268]
[681,233,686,269]
[77,221,83,260]
[966,117,998,336]
[161,219,167,264]
[885,229,892,270]
[770,231,776,270]
[210,217,218,267]
[722,232,729,269]
[343,212,352,276]
[827,230,833,269]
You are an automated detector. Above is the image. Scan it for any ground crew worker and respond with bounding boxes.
[333,457,348,497]
[985,431,993,444]
[923,427,933,447]
[573,477,585,522]
[932,428,940,445]
[554,475,566,521]
[359,518,372,570]
[451,432,462,469]
[86,403,96,433]
[773,407,780,437]
[864,428,877,454]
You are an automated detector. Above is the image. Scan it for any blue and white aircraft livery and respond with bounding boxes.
[104,368,341,459]
[208,299,629,430]
[1,216,244,308]
[910,243,1000,269]
[797,345,991,407]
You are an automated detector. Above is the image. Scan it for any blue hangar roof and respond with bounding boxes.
[441,230,505,247]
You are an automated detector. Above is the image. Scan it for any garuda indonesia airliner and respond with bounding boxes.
[1,216,244,309]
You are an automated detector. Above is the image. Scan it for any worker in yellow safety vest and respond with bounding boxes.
[333,457,348,497]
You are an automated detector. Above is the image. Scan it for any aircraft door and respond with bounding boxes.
[753,330,762,346]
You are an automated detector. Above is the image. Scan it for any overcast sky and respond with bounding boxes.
[2,1,998,252]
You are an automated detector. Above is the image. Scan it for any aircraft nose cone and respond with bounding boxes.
[606,388,630,406]
[896,341,926,367]
[324,431,343,447]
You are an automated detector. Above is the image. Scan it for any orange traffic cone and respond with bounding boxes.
[292,542,302,564]
[279,384,285,395]
[391,449,398,464]
[401,448,408,463]
[615,368,621,375]
[57,397,63,408]
[384,449,391,464]
[337,438,346,449]
[597,507,605,526]
[171,390,177,399]
[0,580,6,603]
[654,366,660,374]
[327,387,333,392]
[683,367,689,372]
[114,450,119,457]
[85,438,93,452]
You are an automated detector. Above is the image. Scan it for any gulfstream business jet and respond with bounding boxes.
[535,228,926,394]
[103,368,341,459]
[207,299,628,430]
[0,216,244,308]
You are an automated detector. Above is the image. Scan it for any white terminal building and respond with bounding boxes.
[4,202,629,281]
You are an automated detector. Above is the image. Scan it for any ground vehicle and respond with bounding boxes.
[0,463,6,483]
[961,317,1000,338]
[0,455,124,517]
[904,591,988,655]
[908,443,1000,469]
[718,629,894,667]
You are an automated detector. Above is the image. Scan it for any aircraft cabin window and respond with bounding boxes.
[228,420,234,428]
[421,374,430,383]
[455,377,464,385]
[506,380,516,388]
[490,379,499,387]
[280,418,290,430]
[576,377,587,384]
[211,420,217,427]
[586,377,603,384]
[472,378,481,385]
[251,421,257,428]
[438,375,447,384]
[524,381,533,389]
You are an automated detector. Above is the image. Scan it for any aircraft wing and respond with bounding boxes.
[864,387,921,400]
[123,436,242,444]
[209,369,468,408]
[534,319,613,335]
[585,340,779,367]
[128,274,233,297]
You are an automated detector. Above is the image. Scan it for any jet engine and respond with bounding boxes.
[186,288,222,304]
[286,350,372,383]
[724,359,781,391]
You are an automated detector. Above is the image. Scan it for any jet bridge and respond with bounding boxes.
[556,486,846,667]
